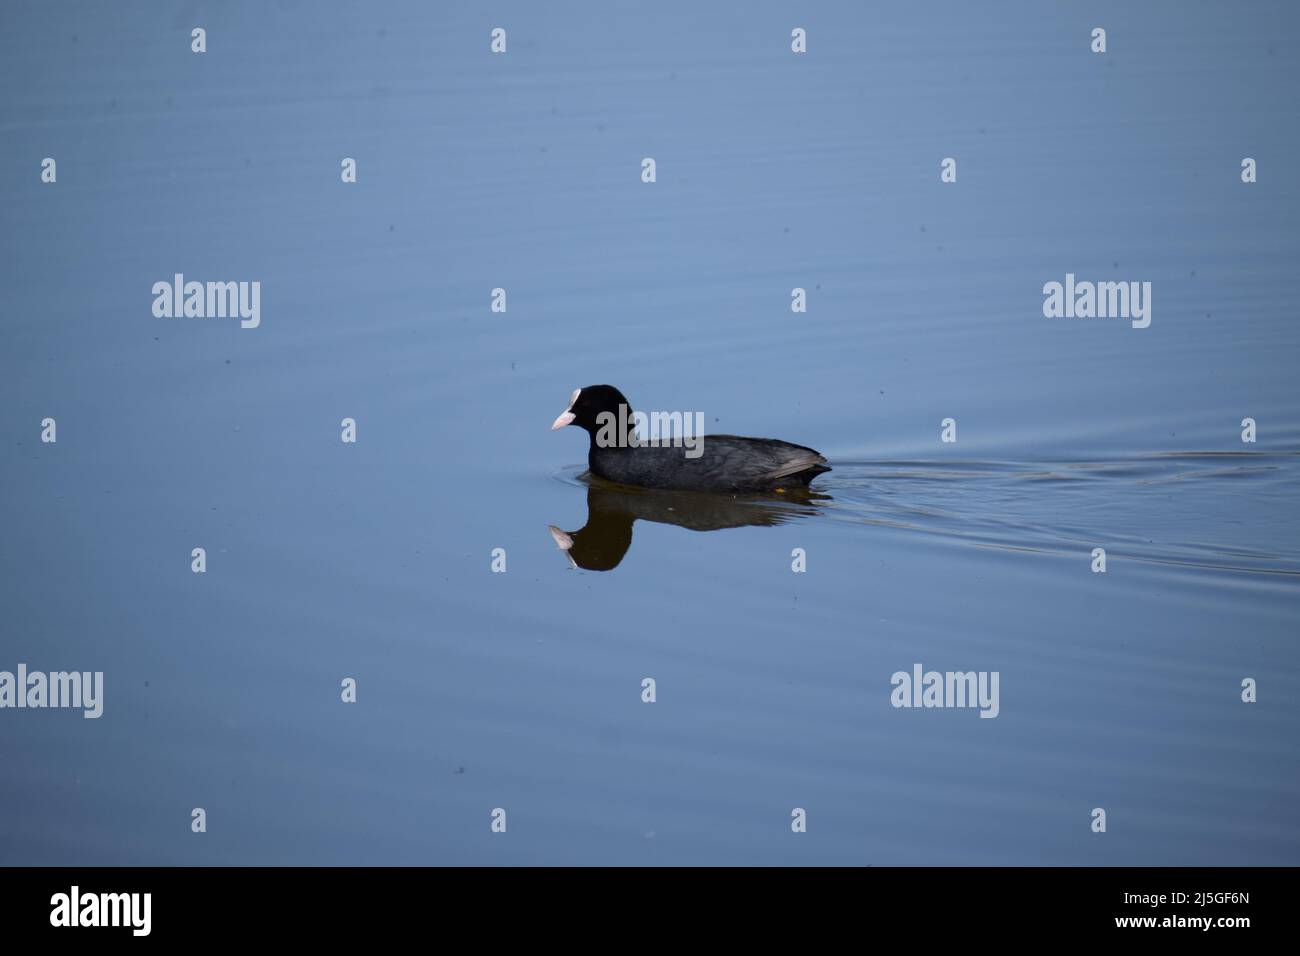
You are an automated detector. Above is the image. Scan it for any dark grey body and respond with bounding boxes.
[589,434,830,493]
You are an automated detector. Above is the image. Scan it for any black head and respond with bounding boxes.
[550,385,635,436]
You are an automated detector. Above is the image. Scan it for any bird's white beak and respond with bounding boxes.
[551,389,581,430]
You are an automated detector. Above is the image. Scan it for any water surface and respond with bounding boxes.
[2,0,1298,865]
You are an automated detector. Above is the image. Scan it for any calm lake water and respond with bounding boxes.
[2,1,1297,865]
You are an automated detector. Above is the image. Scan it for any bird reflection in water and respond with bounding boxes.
[549,474,828,571]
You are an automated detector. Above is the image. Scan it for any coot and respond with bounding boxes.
[550,385,831,493]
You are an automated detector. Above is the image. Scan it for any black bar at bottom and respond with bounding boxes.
[0,866,1278,940]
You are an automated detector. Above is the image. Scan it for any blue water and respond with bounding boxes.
[1,0,1297,865]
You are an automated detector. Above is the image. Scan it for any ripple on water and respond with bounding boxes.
[551,452,1300,578]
